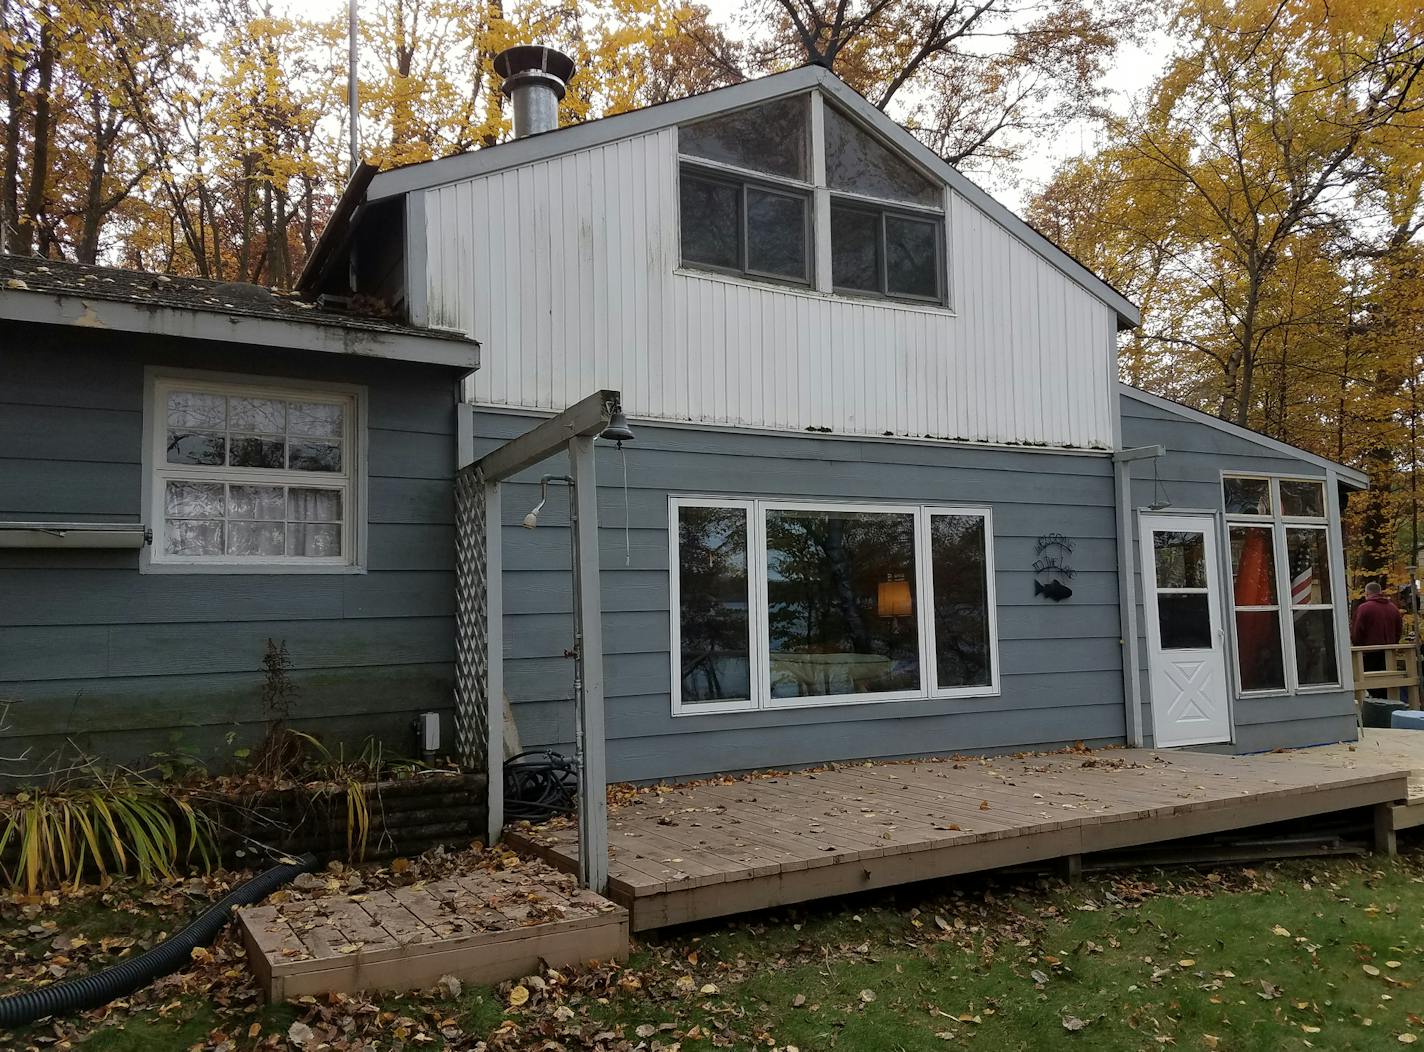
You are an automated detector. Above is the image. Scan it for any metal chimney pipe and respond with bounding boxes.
[494,45,576,139]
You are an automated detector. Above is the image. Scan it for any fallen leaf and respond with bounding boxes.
[792,994,806,1007]
[553,1005,574,1022]
[1062,1015,1088,1032]
[288,1021,315,1047]
[859,989,877,1003]
[1179,959,1196,968]
[636,1024,658,1038]
[507,984,530,1007]
[437,974,462,999]
[700,983,718,995]
[1365,965,1382,977]
[1399,1036,1417,1045]
[1272,925,1292,938]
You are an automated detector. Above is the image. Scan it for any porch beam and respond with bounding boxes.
[469,390,619,479]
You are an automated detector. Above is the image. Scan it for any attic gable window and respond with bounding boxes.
[678,98,813,286]
[676,93,947,305]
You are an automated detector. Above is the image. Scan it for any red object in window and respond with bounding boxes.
[1234,529,1274,661]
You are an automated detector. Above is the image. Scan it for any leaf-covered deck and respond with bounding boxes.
[238,858,627,998]
[507,746,1411,931]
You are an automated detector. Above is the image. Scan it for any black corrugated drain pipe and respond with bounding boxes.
[0,853,317,1028]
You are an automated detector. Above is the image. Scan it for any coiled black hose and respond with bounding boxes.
[0,852,317,1028]
[504,750,578,820]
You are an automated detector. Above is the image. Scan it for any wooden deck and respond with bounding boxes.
[239,862,627,999]
[1250,730,1424,836]
[507,747,1412,931]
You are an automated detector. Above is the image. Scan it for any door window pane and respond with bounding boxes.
[288,522,341,557]
[1292,609,1338,686]
[823,103,939,206]
[1280,480,1325,518]
[679,95,809,181]
[765,508,919,698]
[677,505,752,704]
[746,188,807,280]
[165,519,223,556]
[1223,476,1271,515]
[1158,594,1212,650]
[929,514,991,687]
[830,205,880,291]
[1154,531,1207,589]
[1286,529,1332,606]
[680,172,740,270]
[165,480,224,518]
[885,215,938,298]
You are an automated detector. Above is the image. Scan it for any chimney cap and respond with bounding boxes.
[494,45,576,93]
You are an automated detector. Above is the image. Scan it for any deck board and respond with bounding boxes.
[239,863,628,998]
[506,746,1412,931]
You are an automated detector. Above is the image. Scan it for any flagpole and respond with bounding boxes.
[348,0,360,176]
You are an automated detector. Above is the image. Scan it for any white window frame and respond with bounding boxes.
[669,496,999,716]
[142,370,366,574]
[674,90,950,308]
[1221,473,1340,695]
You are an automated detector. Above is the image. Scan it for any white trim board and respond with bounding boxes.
[1119,385,1368,489]
[358,66,1139,329]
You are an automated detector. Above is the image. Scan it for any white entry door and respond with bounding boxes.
[1141,513,1232,748]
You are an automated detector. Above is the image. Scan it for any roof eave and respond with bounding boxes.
[0,287,480,372]
[1119,384,1367,489]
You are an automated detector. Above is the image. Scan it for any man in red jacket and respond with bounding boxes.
[1352,582,1403,698]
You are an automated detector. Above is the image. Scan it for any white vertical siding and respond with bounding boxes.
[426,127,1118,448]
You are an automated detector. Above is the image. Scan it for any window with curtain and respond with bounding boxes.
[1222,475,1339,693]
[151,377,358,568]
[670,498,997,713]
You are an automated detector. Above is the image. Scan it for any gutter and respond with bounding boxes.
[1112,443,1164,747]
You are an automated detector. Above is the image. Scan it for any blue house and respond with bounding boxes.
[1,59,1365,802]
[303,56,1366,803]
[0,257,477,768]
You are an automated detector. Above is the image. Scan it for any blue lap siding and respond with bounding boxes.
[1119,390,1357,751]
[474,410,1125,783]
[0,323,463,769]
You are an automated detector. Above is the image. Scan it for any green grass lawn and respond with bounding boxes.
[4,845,1422,1050]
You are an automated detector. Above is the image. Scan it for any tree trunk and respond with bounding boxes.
[15,20,55,256]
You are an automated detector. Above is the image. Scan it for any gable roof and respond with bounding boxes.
[1119,383,1368,488]
[316,65,1139,329]
[1,254,478,371]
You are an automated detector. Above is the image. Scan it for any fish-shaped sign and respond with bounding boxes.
[1034,578,1073,602]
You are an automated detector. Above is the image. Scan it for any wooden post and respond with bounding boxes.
[570,436,609,893]
[485,482,504,846]
[1373,803,1397,858]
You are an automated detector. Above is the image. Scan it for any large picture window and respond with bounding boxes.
[669,498,998,714]
[1223,475,1340,693]
[148,376,360,571]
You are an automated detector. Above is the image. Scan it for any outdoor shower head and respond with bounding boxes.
[522,475,573,528]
